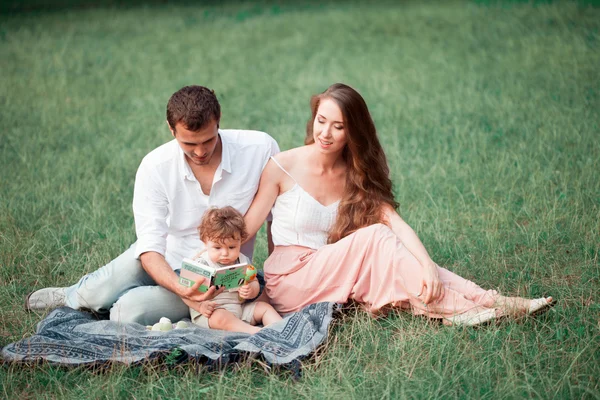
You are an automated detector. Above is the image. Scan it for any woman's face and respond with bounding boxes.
[312,98,347,154]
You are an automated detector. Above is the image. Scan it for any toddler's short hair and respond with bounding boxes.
[199,206,248,243]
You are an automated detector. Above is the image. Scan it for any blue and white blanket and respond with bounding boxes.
[2,302,334,369]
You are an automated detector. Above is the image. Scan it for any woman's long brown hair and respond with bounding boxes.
[305,83,399,243]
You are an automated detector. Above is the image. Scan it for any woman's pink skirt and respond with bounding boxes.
[264,224,498,318]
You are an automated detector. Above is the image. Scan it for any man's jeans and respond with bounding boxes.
[64,243,189,325]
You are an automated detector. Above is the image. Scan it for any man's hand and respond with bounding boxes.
[238,280,259,300]
[139,252,224,314]
[419,263,444,304]
[179,278,224,315]
[198,301,216,318]
[178,277,223,303]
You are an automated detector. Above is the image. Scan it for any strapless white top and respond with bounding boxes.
[270,157,339,249]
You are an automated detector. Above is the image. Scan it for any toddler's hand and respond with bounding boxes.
[238,280,259,300]
[199,301,216,318]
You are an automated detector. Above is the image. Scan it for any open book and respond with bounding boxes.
[179,258,256,293]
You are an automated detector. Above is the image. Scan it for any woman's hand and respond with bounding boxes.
[382,206,445,304]
[420,263,444,304]
[238,280,260,300]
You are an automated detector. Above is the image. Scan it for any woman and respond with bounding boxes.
[244,83,552,326]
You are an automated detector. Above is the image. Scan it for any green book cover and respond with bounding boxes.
[179,258,249,293]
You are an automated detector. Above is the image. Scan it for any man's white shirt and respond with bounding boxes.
[132,129,279,270]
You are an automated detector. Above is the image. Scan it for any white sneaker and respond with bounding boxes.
[25,287,67,311]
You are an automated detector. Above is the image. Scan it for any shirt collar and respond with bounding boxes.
[219,131,232,174]
[178,131,231,182]
[177,144,195,181]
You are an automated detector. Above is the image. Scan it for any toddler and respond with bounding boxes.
[190,206,282,334]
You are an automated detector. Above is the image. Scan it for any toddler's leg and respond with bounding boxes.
[252,301,283,327]
[209,309,260,334]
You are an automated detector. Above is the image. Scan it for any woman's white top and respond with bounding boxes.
[270,157,339,250]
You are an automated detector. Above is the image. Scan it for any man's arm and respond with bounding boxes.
[133,158,220,308]
[139,251,221,312]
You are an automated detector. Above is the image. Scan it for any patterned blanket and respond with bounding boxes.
[2,302,334,370]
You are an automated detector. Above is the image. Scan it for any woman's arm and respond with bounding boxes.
[244,159,282,240]
[382,205,444,304]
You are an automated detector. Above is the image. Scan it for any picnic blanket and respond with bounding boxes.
[1,302,335,369]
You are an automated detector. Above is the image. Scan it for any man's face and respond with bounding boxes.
[170,119,220,166]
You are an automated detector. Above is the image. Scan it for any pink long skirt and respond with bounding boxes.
[264,224,499,318]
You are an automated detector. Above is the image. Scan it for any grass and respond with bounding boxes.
[1,0,599,398]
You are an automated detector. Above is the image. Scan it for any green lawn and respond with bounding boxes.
[1,1,599,398]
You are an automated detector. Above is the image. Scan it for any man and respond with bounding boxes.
[26,85,279,325]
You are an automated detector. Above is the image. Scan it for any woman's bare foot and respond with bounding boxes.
[494,296,553,317]
[443,307,500,327]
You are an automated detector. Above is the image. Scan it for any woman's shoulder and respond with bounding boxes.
[271,146,308,170]
[265,146,310,184]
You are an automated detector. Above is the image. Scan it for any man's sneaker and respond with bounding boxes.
[25,287,67,311]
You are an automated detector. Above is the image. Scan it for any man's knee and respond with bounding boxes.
[109,300,149,324]
[109,286,188,325]
[114,254,147,282]
[71,245,150,311]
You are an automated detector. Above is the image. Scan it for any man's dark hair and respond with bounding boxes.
[166,85,221,132]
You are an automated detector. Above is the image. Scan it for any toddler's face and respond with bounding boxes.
[205,237,242,265]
